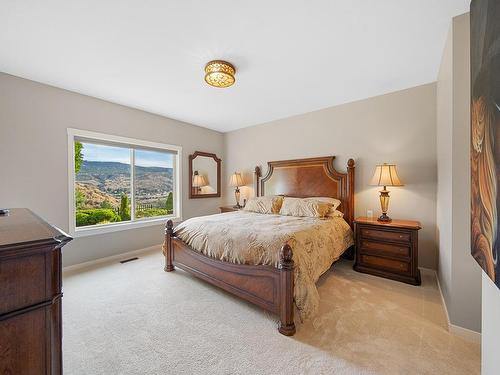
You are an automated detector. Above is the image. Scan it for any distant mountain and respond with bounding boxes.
[76,161,173,198]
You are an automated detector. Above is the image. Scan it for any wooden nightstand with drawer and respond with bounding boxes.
[353,217,421,285]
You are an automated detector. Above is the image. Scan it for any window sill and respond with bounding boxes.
[71,215,182,238]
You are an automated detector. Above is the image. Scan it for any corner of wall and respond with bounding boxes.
[435,10,481,334]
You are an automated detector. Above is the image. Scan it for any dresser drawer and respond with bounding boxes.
[360,228,410,243]
[0,253,47,315]
[360,240,410,259]
[360,255,409,273]
[0,306,47,375]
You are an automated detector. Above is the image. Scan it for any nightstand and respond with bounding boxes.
[219,206,242,213]
[353,217,421,285]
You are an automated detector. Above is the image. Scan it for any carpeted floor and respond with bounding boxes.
[62,247,479,375]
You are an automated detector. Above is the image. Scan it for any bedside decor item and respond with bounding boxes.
[204,60,236,88]
[470,0,500,289]
[369,163,403,222]
[354,217,421,285]
[189,151,221,199]
[229,172,244,208]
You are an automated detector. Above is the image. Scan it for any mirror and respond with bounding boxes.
[189,151,221,198]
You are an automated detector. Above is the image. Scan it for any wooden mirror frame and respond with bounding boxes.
[189,151,221,199]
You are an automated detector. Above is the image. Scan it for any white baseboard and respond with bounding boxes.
[428,267,452,328]
[422,267,481,344]
[449,323,481,344]
[62,244,162,274]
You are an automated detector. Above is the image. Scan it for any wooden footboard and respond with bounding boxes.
[163,220,296,336]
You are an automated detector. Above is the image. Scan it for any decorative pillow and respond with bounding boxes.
[327,210,344,218]
[302,197,342,217]
[303,197,341,210]
[243,196,283,214]
[279,197,332,218]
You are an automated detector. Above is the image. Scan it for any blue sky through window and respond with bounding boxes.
[136,149,173,168]
[81,142,173,168]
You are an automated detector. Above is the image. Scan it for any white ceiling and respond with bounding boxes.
[0,1,469,132]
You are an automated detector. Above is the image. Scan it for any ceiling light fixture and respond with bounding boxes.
[204,60,236,88]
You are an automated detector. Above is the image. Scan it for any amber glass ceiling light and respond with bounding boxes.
[204,60,236,88]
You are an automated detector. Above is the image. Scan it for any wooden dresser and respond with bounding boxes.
[0,208,72,375]
[353,217,421,285]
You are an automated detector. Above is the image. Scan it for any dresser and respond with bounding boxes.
[0,208,72,375]
[353,217,421,285]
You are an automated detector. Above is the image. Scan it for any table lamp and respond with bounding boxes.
[369,163,403,222]
[192,171,207,194]
[229,172,244,208]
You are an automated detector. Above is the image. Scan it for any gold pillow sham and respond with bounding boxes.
[302,197,342,217]
[279,197,332,218]
[243,196,284,214]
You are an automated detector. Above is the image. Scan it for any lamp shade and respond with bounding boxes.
[229,172,244,187]
[192,171,206,187]
[369,163,404,187]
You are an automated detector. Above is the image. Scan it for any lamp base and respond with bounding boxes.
[234,187,241,209]
[377,213,392,222]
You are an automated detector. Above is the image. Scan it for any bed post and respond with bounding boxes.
[278,243,296,336]
[164,219,175,272]
[254,166,261,197]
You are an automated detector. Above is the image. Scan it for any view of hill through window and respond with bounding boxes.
[74,141,174,228]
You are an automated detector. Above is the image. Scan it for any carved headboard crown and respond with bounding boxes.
[254,156,355,228]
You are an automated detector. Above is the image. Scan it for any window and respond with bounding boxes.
[68,129,182,236]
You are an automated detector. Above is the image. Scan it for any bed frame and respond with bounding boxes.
[163,156,355,336]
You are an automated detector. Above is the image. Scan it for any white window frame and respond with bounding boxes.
[67,128,182,237]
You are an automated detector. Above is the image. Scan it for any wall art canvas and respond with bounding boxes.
[471,0,500,288]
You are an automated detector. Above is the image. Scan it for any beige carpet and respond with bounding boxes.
[63,247,479,375]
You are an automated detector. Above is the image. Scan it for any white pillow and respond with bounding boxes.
[279,197,332,218]
[243,196,283,214]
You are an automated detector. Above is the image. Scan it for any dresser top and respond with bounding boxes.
[354,216,421,230]
[0,208,72,250]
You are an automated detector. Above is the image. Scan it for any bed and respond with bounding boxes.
[163,156,355,336]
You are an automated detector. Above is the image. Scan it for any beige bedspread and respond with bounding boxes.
[173,211,353,320]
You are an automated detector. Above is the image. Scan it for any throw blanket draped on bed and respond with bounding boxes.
[173,211,353,320]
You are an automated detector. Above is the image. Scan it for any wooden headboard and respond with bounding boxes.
[254,156,355,228]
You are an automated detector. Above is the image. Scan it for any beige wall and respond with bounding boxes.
[0,73,225,266]
[482,273,500,374]
[224,83,438,269]
[436,13,481,333]
[436,16,454,310]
